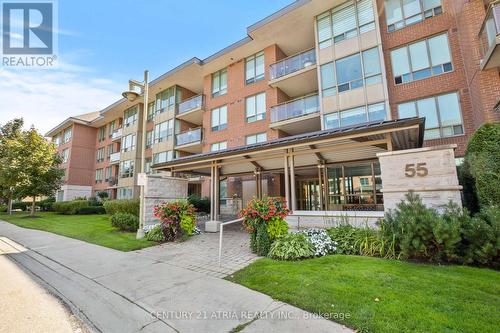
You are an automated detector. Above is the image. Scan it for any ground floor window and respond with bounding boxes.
[117,187,133,199]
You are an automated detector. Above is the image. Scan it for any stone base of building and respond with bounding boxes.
[286,211,384,229]
[56,185,92,202]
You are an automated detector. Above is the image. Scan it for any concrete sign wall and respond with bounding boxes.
[377,145,462,212]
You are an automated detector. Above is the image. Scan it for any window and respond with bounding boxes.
[398,92,463,139]
[145,158,152,174]
[211,105,227,131]
[95,169,103,183]
[53,134,61,146]
[63,127,72,143]
[211,141,227,152]
[98,126,106,142]
[108,121,116,137]
[316,0,375,49]
[246,133,267,145]
[124,107,137,127]
[118,187,133,199]
[153,151,173,164]
[212,68,228,97]
[119,160,134,178]
[155,87,176,114]
[105,166,112,181]
[320,47,381,96]
[106,144,114,158]
[245,51,265,84]
[153,120,173,143]
[96,147,105,163]
[145,130,153,148]
[121,134,136,152]
[325,102,387,129]
[246,93,266,123]
[61,148,69,163]
[385,0,442,32]
[391,33,452,85]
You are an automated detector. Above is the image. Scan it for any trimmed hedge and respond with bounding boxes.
[77,206,106,215]
[53,200,90,215]
[111,213,139,232]
[103,199,140,217]
[188,195,210,214]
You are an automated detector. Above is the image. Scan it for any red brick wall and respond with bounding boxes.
[66,123,97,186]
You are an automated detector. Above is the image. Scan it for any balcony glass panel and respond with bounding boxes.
[269,49,316,80]
[178,95,204,115]
[270,94,319,123]
[111,128,122,140]
[176,128,202,146]
[480,4,500,57]
[110,152,121,162]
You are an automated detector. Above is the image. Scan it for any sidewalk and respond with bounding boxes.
[0,220,352,333]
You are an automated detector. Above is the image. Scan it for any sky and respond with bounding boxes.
[0,0,292,134]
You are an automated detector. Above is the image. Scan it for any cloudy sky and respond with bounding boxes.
[0,0,291,134]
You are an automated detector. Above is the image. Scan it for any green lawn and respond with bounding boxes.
[0,212,155,251]
[228,255,500,333]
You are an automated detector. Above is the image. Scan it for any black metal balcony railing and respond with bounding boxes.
[178,95,204,115]
[176,128,202,146]
[270,94,320,123]
[269,48,316,81]
[479,3,500,58]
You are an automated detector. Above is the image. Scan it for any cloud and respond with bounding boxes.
[0,65,122,135]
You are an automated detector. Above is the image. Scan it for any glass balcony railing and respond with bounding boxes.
[269,48,316,80]
[479,4,500,61]
[270,94,320,123]
[178,95,204,115]
[111,128,123,141]
[176,128,202,146]
[109,152,120,162]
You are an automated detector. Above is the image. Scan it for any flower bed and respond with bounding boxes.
[150,200,197,242]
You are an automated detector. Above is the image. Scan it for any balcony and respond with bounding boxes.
[107,177,118,187]
[109,152,121,164]
[175,128,202,153]
[177,95,204,125]
[479,3,500,70]
[111,128,123,141]
[269,48,318,97]
[270,94,321,135]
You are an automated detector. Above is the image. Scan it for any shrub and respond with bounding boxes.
[154,200,196,241]
[53,200,89,215]
[87,196,101,207]
[188,195,210,214]
[180,214,196,236]
[77,206,106,215]
[145,224,165,242]
[268,233,315,260]
[327,225,361,255]
[111,213,139,232]
[37,197,55,212]
[266,217,289,241]
[12,201,27,211]
[96,191,109,201]
[298,228,337,256]
[256,223,271,256]
[103,199,140,217]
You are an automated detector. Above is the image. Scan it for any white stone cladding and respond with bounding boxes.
[57,185,92,202]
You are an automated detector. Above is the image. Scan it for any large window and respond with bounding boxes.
[98,126,106,142]
[96,147,105,162]
[117,187,133,199]
[211,105,228,131]
[212,68,228,97]
[385,0,442,32]
[320,47,382,96]
[147,102,155,121]
[121,134,136,152]
[211,141,227,152]
[316,0,375,49]
[398,92,463,139]
[119,160,134,178]
[391,33,452,85]
[105,166,112,181]
[324,102,387,129]
[124,107,137,127]
[246,132,267,145]
[153,151,173,164]
[108,121,116,137]
[245,51,265,84]
[155,87,176,114]
[61,148,69,163]
[153,120,173,143]
[53,134,61,147]
[246,93,266,123]
[106,144,114,158]
[63,127,72,143]
[95,169,103,183]
[145,130,153,148]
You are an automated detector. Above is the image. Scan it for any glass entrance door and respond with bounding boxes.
[297,179,321,211]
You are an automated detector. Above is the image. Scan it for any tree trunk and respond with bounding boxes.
[7,198,12,215]
[31,196,36,216]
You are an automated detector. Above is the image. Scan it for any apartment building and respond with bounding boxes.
[47,0,499,213]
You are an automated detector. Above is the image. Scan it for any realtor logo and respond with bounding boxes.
[2,1,57,67]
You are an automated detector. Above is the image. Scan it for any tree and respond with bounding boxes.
[18,127,64,216]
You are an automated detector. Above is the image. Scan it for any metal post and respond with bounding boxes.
[137,70,149,239]
[283,151,290,209]
[289,150,297,211]
[218,223,224,267]
[210,163,215,220]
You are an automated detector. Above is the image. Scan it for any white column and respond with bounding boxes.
[283,151,290,209]
[289,150,297,211]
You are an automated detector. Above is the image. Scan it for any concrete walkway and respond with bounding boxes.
[0,221,352,333]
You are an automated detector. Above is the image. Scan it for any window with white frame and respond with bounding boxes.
[320,47,382,96]
[124,107,137,127]
[153,151,173,164]
[98,126,106,142]
[391,33,452,85]
[211,105,228,131]
[119,160,134,178]
[246,93,266,123]
[212,68,228,97]
[63,127,72,143]
[324,102,387,129]
[118,187,133,199]
[153,120,173,143]
[96,147,105,162]
[145,130,153,148]
[121,134,136,152]
[155,87,176,114]
[211,141,227,152]
[95,169,103,183]
[106,144,114,158]
[385,0,442,32]
[245,51,265,84]
[53,134,61,147]
[316,0,375,49]
[61,148,69,163]
[246,132,267,145]
[105,166,112,181]
[398,92,463,139]
[108,121,116,137]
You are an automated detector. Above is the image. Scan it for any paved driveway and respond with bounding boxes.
[0,221,351,333]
